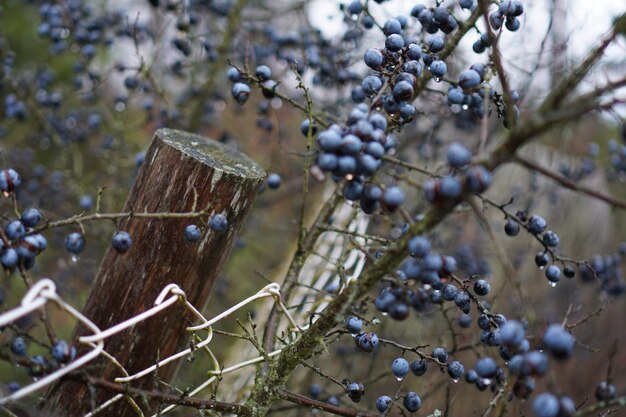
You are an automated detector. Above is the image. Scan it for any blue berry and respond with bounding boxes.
[432,347,448,363]
[346,316,362,334]
[391,357,410,379]
[51,340,76,363]
[389,301,409,320]
[447,87,465,105]
[458,313,472,328]
[500,320,525,348]
[528,215,547,234]
[475,357,497,378]
[0,169,21,196]
[308,383,322,399]
[532,393,559,417]
[596,381,617,402]
[473,279,490,296]
[407,43,422,60]
[542,324,574,360]
[381,186,405,212]
[542,231,560,247]
[466,165,492,192]
[20,208,42,228]
[364,48,383,70]
[300,119,317,137]
[545,265,561,283]
[440,176,462,198]
[423,253,443,271]
[465,369,479,383]
[255,65,272,81]
[458,69,481,89]
[184,225,202,242]
[383,18,402,36]
[385,34,404,52]
[227,67,241,82]
[79,195,94,210]
[489,11,504,30]
[410,359,427,376]
[1,248,18,269]
[504,219,520,236]
[209,214,229,234]
[408,235,431,258]
[505,17,521,31]
[362,75,383,95]
[447,142,471,167]
[267,173,282,189]
[346,381,364,403]
[317,130,342,152]
[10,337,27,356]
[442,284,458,301]
[375,290,396,313]
[403,392,421,412]
[429,60,447,78]
[326,396,340,406]
[454,291,471,313]
[347,0,363,15]
[535,252,549,267]
[376,395,392,412]
[65,232,86,255]
[392,81,414,102]
[317,153,337,171]
[112,231,132,254]
[447,360,464,380]
[427,36,445,53]
[5,221,26,240]
[124,75,140,89]
[231,83,251,104]
[355,332,379,352]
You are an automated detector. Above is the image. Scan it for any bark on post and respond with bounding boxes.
[41,128,265,417]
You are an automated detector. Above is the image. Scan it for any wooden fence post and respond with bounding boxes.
[41,128,265,416]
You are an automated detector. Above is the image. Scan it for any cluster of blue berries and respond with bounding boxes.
[8,336,76,384]
[606,136,626,180]
[581,246,626,295]
[0,169,48,271]
[423,142,492,203]
[504,212,576,286]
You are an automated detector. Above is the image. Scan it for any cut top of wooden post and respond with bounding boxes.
[157,128,265,179]
[41,128,265,417]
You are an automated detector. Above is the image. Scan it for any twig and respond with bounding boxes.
[278,389,378,417]
[80,376,252,416]
[514,154,626,210]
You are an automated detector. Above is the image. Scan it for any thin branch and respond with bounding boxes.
[467,197,525,304]
[278,389,378,417]
[80,376,251,416]
[514,155,626,210]
[575,396,626,417]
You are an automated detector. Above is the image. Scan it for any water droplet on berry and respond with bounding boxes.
[548,281,557,288]
[396,376,404,382]
[70,254,79,263]
[452,378,459,383]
